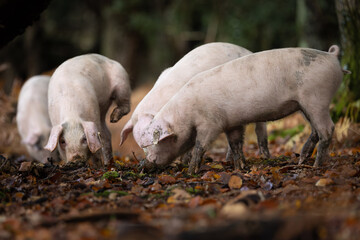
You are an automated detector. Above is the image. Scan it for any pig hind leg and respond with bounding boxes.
[110,86,131,123]
[255,122,271,158]
[300,107,334,167]
[299,128,319,164]
[225,126,246,170]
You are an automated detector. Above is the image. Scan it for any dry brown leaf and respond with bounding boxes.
[335,117,351,142]
[220,203,248,218]
[315,178,334,187]
[228,175,243,189]
[167,188,191,204]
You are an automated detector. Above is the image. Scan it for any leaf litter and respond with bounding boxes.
[1,94,360,239]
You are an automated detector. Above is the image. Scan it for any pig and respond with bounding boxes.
[44,54,130,167]
[120,42,270,162]
[138,45,345,174]
[16,75,59,163]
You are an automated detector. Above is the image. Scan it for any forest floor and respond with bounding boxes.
[1,91,360,240]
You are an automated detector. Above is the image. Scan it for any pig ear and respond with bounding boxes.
[44,125,63,152]
[139,119,175,148]
[82,121,102,153]
[120,120,133,146]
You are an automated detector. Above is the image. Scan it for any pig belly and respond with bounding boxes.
[228,99,300,128]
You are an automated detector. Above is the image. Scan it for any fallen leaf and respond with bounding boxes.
[201,171,216,181]
[228,175,243,189]
[315,178,334,187]
[220,203,248,218]
[188,196,203,208]
[19,162,32,171]
[158,175,176,184]
[167,188,191,204]
[210,164,224,170]
[217,172,231,185]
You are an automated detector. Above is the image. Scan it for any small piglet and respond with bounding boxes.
[17,75,58,163]
[44,54,130,166]
[139,45,345,173]
[120,42,270,161]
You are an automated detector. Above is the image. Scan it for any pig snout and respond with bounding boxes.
[143,145,170,166]
[68,153,85,162]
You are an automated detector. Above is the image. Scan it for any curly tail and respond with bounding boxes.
[342,69,351,75]
[328,45,340,57]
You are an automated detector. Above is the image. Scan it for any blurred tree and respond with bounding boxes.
[0,0,51,49]
[0,0,51,94]
[0,0,342,92]
[334,0,360,121]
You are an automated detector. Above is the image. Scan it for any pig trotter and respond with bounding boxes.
[225,146,234,163]
[299,129,319,165]
[226,127,246,170]
[188,141,205,174]
[233,150,246,170]
[110,107,127,123]
[313,137,331,167]
[227,140,246,170]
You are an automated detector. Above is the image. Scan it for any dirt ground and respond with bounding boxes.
[1,87,360,240]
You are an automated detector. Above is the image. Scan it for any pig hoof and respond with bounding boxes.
[110,108,123,123]
[188,164,196,175]
[298,157,305,165]
[234,160,245,171]
[313,159,320,168]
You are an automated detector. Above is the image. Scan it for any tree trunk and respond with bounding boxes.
[336,0,360,100]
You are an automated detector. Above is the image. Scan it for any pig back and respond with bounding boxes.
[169,47,343,128]
[17,75,52,137]
[133,42,253,118]
[48,54,117,124]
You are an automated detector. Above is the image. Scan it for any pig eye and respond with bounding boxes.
[59,137,66,150]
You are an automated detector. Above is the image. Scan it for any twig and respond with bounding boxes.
[279,164,315,173]
[0,155,8,170]
[41,210,138,227]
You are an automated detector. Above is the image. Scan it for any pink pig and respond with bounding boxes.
[17,75,59,163]
[44,54,130,166]
[139,45,346,173]
[120,42,270,162]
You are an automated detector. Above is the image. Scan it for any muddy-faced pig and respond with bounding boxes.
[120,42,270,162]
[17,75,59,163]
[139,45,345,173]
[44,54,130,166]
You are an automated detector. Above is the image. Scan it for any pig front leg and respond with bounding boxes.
[255,122,271,158]
[110,87,131,123]
[188,141,206,174]
[226,126,246,170]
[188,127,219,174]
[180,149,192,165]
[100,124,113,165]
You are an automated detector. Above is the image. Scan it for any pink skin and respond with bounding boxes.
[16,75,59,163]
[44,54,130,166]
[140,45,345,174]
[120,42,270,161]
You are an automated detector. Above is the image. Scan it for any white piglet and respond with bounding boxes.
[17,75,58,163]
[121,42,270,162]
[44,54,130,167]
[139,46,346,173]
